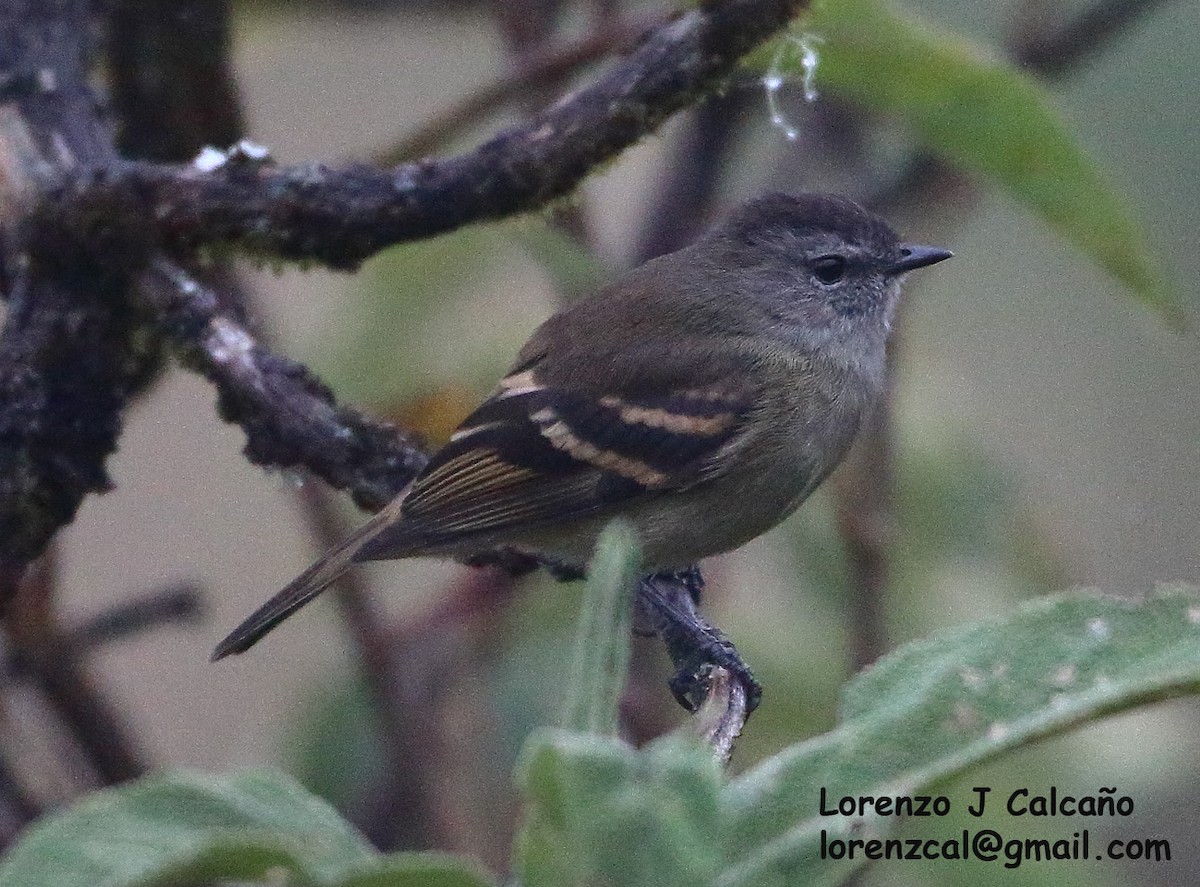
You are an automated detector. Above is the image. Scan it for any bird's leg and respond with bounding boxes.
[637,567,762,715]
[471,553,759,714]
[674,563,705,606]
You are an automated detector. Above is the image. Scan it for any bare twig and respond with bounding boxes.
[867,0,1171,211]
[0,753,41,849]
[2,0,806,572]
[294,482,447,850]
[375,14,664,164]
[138,260,429,510]
[0,0,162,780]
[106,0,245,161]
[4,585,202,684]
[16,650,147,784]
[690,666,747,764]
[492,0,566,59]
[56,0,809,269]
[1008,0,1172,75]
[636,89,753,262]
[489,0,597,261]
[68,584,203,651]
[831,399,895,672]
[617,90,756,742]
[3,552,147,785]
[107,1,466,846]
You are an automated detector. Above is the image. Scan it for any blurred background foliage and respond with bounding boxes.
[11,0,1198,884]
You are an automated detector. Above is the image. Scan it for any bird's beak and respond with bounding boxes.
[891,244,953,273]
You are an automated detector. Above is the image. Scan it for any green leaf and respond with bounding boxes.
[0,769,375,887]
[515,730,723,887]
[0,770,498,887]
[717,585,1200,887]
[761,0,1184,326]
[560,520,641,736]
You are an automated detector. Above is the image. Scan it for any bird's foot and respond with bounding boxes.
[667,634,763,714]
[638,567,761,715]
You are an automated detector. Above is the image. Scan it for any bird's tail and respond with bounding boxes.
[211,495,408,661]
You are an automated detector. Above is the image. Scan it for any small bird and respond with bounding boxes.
[213,192,950,663]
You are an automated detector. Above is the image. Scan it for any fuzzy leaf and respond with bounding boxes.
[515,731,723,887]
[0,769,374,887]
[718,586,1200,886]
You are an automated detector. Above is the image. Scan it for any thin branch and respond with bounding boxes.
[16,649,147,784]
[3,552,147,785]
[488,0,598,260]
[294,482,450,850]
[374,14,663,164]
[68,584,203,651]
[690,666,747,764]
[0,752,41,851]
[106,0,245,161]
[58,0,809,270]
[0,0,158,781]
[106,3,478,846]
[865,0,1172,211]
[1008,0,1172,75]
[635,89,753,262]
[5,0,805,562]
[3,585,202,686]
[831,394,895,672]
[138,260,429,510]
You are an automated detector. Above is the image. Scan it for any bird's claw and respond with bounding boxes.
[638,567,761,716]
[668,637,762,714]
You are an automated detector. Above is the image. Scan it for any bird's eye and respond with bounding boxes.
[811,255,847,285]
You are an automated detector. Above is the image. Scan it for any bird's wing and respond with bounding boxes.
[357,355,760,558]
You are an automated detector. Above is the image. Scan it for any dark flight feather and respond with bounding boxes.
[210,494,407,660]
[357,374,756,560]
[214,349,759,658]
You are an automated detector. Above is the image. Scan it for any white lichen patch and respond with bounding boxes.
[193,146,228,172]
[205,316,256,367]
[193,140,272,173]
[232,139,271,161]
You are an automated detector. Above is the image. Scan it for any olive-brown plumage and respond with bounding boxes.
[213,193,950,660]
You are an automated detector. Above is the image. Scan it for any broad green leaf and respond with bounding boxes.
[0,769,374,887]
[561,520,641,735]
[761,0,1184,325]
[717,585,1200,887]
[515,730,723,887]
[0,770,497,887]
